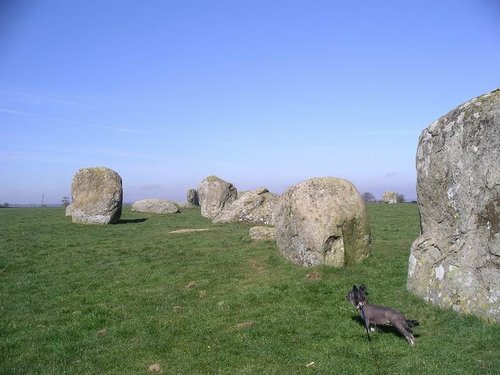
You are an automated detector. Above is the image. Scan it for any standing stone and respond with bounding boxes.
[65,203,73,217]
[187,189,199,206]
[274,177,371,267]
[382,191,398,204]
[131,199,179,214]
[213,187,279,225]
[408,89,500,322]
[197,176,238,219]
[70,167,123,224]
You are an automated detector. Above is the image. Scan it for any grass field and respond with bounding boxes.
[1,204,499,374]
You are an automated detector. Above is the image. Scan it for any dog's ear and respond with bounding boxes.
[359,284,369,295]
[355,285,366,301]
[352,285,358,291]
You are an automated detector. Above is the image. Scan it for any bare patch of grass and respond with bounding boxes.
[169,228,213,234]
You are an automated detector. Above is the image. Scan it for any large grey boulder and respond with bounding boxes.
[197,176,237,219]
[408,89,500,322]
[131,199,179,214]
[274,177,371,267]
[70,167,123,224]
[213,187,278,225]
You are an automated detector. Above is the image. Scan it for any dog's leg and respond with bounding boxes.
[364,320,372,340]
[360,310,371,341]
[393,320,416,346]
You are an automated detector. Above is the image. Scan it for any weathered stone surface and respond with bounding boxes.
[408,89,500,322]
[274,177,371,267]
[187,189,199,206]
[65,203,73,217]
[131,199,180,214]
[70,167,123,224]
[197,176,237,219]
[213,187,278,225]
[177,202,196,210]
[237,190,249,198]
[249,226,276,241]
[382,191,398,204]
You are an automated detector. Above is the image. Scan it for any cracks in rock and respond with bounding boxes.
[323,234,345,266]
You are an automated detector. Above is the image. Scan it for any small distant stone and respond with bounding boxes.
[382,191,398,204]
[131,199,179,214]
[148,363,161,372]
[186,281,196,289]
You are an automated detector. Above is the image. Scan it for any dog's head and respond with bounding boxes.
[346,284,368,307]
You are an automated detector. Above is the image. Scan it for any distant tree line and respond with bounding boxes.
[362,192,376,202]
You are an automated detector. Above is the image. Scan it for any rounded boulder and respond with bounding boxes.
[274,177,371,267]
[197,176,237,219]
[213,187,278,225]
[70,166,123,224]
[131,199,180,214]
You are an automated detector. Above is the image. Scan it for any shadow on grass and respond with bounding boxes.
[118,218,148,224]
[350,316,421,341]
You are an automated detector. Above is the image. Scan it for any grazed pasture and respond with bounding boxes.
[0,205,498,374]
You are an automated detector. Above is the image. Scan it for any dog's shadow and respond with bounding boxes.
[350,316,420,339]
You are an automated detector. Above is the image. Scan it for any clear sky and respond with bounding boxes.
[1,1,499,205]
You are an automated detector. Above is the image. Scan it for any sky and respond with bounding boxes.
[1,0,499,205]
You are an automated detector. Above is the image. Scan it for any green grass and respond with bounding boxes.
[0,204,498,374]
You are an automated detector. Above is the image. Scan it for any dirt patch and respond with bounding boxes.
[249,260,267,273]
[236,321,255,330]
[169,228,213,234]
[305,271,321,281]
[97,328,107,336]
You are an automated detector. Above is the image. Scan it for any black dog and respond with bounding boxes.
[346,285,419,345]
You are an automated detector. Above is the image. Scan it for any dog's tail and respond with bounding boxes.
[406,319,419,328]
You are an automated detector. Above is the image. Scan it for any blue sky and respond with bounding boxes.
[1,1,499,204]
